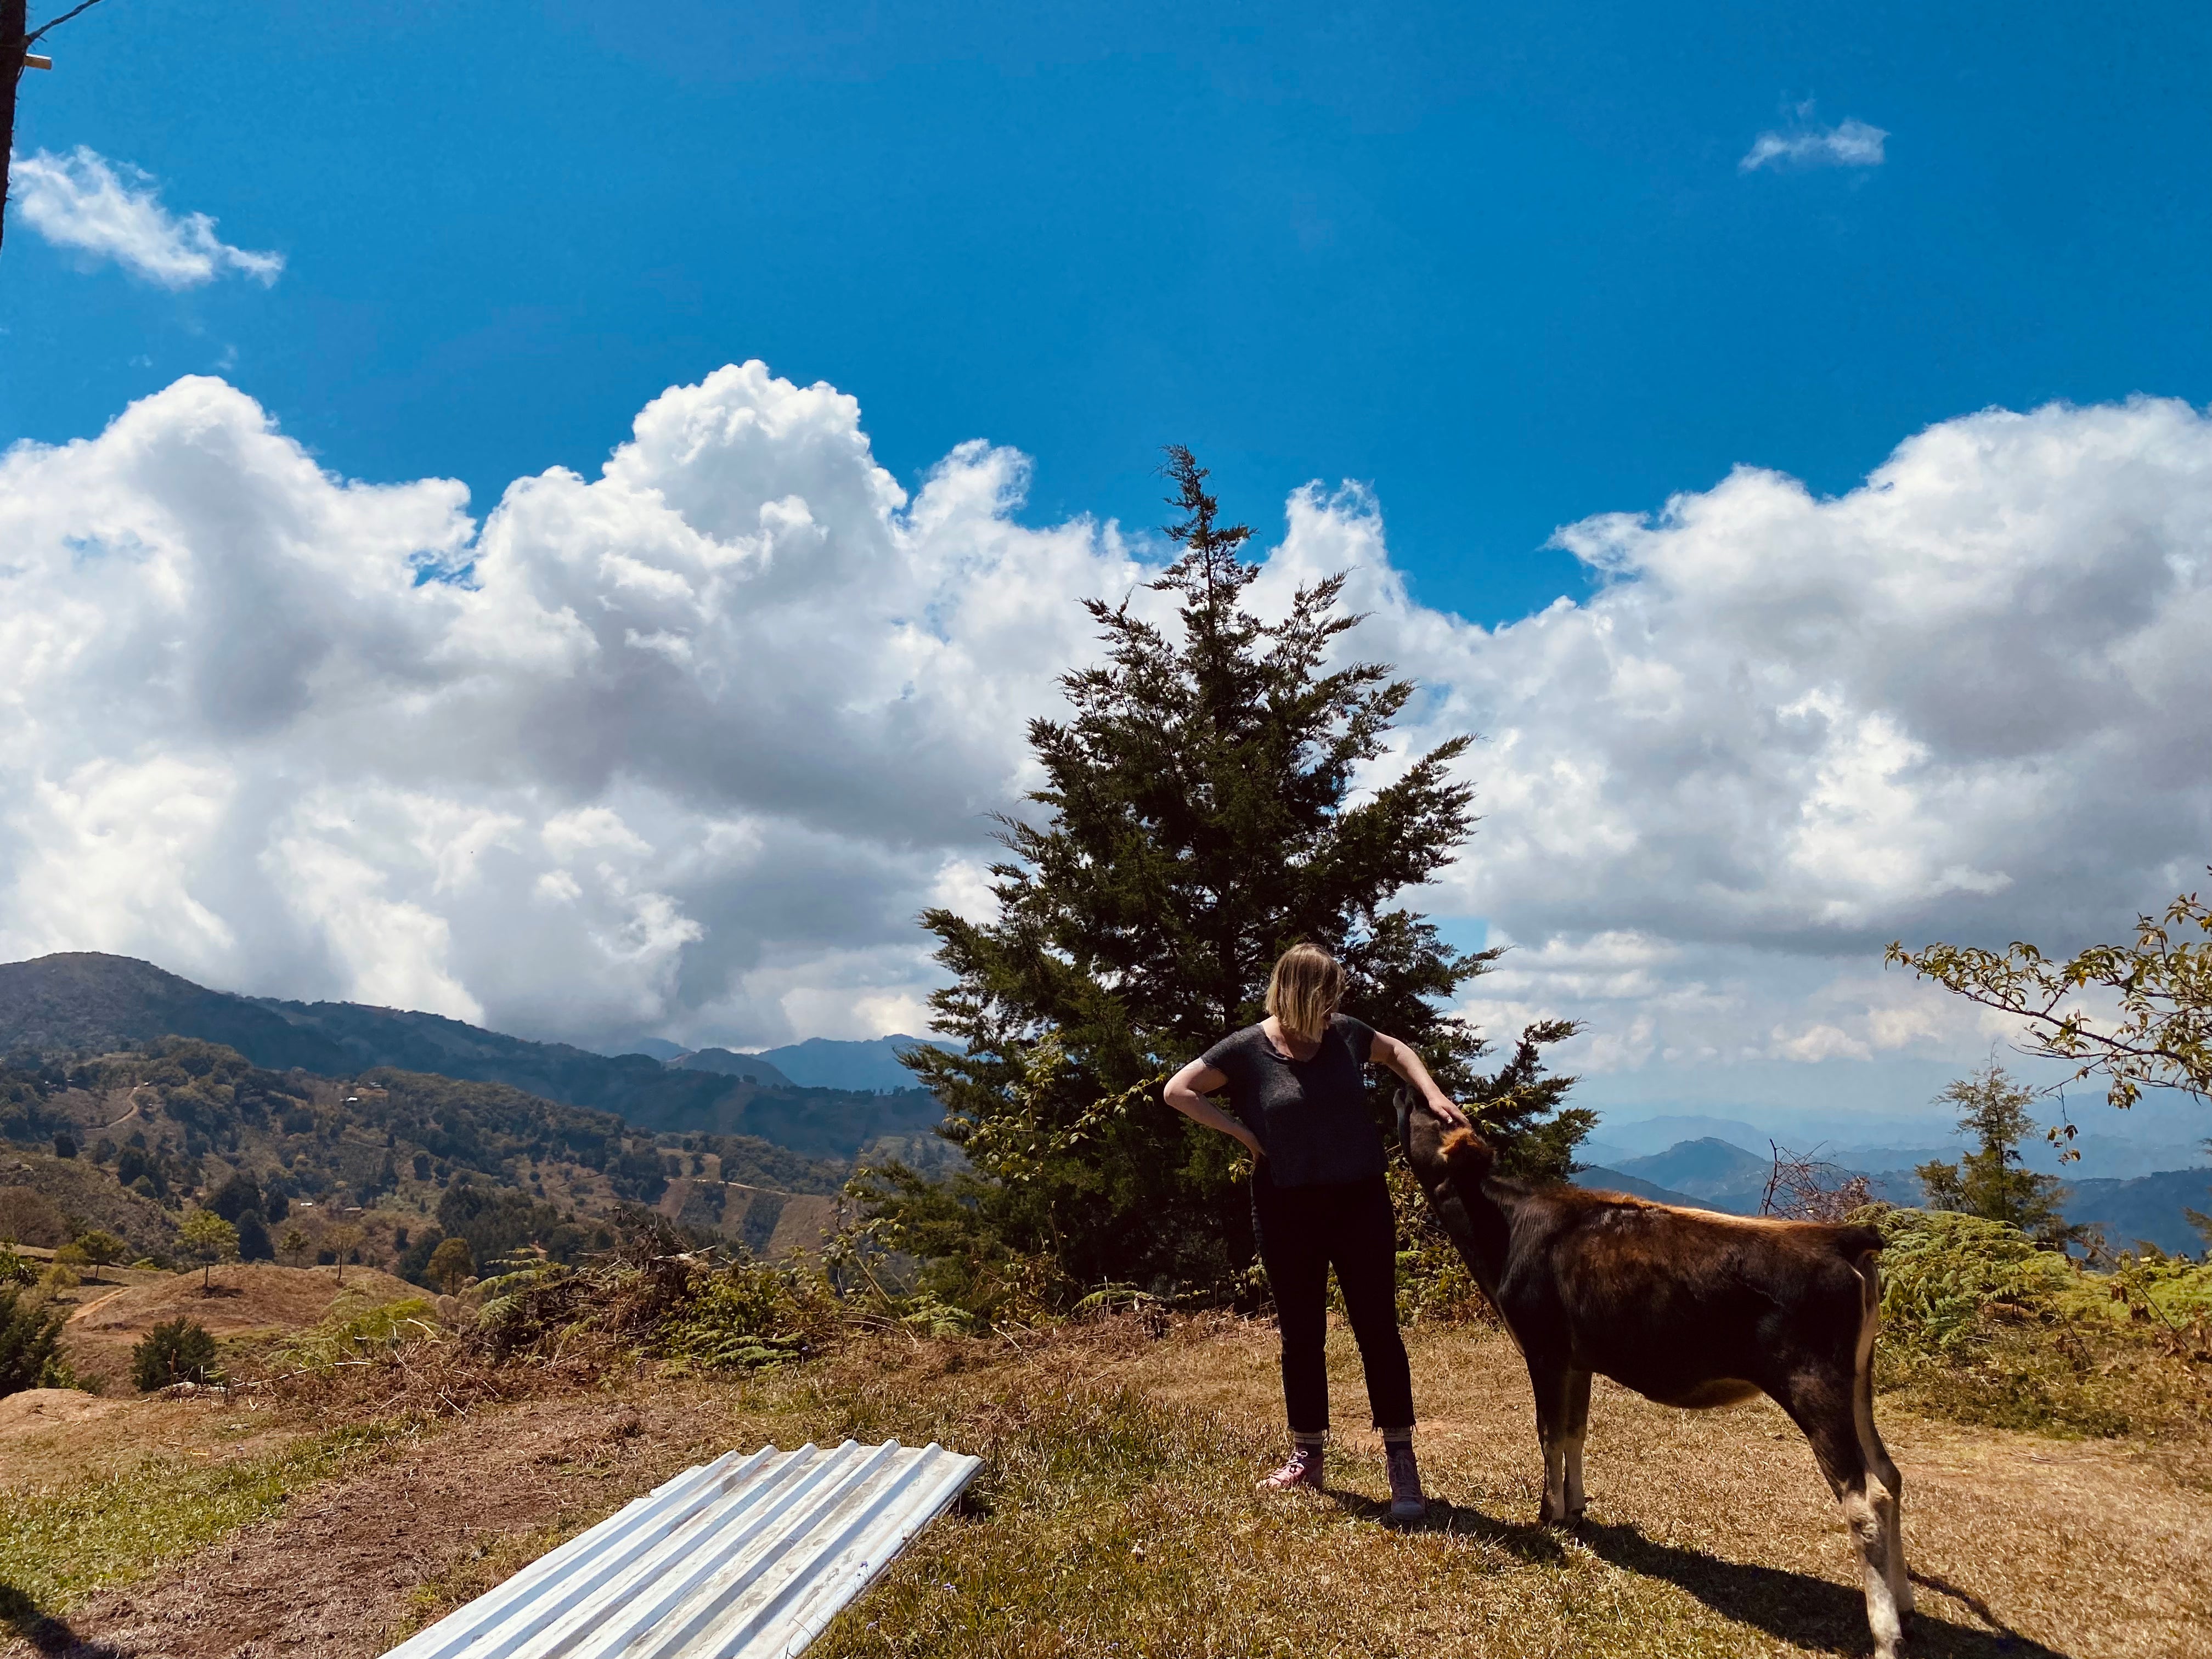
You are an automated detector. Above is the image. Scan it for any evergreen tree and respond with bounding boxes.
[131,1317,220,1391]
[208,1172,264,1224]
[0,1282,67,1397]
[866,449,1586,1310]
[426,1235,476,1295]
[1916,1063,2084,1249]
[235,1210,275,1262]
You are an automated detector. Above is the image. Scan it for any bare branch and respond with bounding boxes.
[25,0,108,46]
[1759,1141,1872,1223]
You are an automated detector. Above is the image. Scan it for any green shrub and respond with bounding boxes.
[659,1258,837,1372]
[2095,1249,2212,1324]
[131,1317,222,1391]
[0,1283,70,1396]
[0,1243,35,1286]
[1864,1205,2079,1359]
[1861,1205,2209,1440]
[1390,1163,1494,1327]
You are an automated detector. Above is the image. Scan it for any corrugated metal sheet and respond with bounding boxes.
[381,1439,980,1659]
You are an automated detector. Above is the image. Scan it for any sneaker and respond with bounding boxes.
[1385,1442,1426,1521]
[1256,1443,1324,1492]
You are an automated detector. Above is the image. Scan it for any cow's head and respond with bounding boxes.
[1397,1087,1496,1190]
[1396,1087,1503,1289]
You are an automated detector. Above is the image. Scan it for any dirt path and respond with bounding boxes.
[7,1319,2207,1659]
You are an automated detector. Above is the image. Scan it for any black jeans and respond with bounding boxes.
[1252,1170,1415,1436]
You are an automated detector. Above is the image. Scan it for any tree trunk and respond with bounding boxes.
[1,0,27,259]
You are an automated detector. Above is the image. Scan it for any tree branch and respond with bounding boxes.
[26,0,108,46]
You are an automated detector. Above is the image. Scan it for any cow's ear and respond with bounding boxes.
[1440,1125,1497,1180]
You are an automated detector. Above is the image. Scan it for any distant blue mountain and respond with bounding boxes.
[671,1047,794,1087]
[1571,1166,1719,1211]
[1613,1137,1773,1201]
[1599,1115,1774,1156]
[747,1035,957,1094]
[1585,1129,2212,1252]
[2061,1168,2212,1255]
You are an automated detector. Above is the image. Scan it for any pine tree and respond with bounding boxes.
[0,1282,67,1396]
[1916,1063,2084,1249]
[866,449,1587,1310]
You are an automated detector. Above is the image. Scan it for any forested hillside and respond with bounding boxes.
[0,952,944,1153]
[0,1035,870,1286]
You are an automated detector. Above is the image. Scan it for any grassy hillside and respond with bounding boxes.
[0,1151,179,1256]
[2,1216,2207,1658]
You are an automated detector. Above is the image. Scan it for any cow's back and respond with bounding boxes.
[1495,1188,1878,1406]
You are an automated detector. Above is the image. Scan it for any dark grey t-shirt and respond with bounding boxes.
[1198,1014,1383,1189]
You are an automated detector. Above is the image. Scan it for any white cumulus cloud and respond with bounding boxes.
[1259,397,2212,1087]
[1740,114,1888,173]
[2,366,2208,1114]
[11,146,284,287]
[0,365,1147,1047]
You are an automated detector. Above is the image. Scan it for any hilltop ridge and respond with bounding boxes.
[0,953,945,1155]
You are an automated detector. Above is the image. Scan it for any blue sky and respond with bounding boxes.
[7,0,2207,624]
[4,2,2210,1137]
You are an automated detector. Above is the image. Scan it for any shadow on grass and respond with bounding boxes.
[1318,1490,1572,1564]
[1572,1521,2075,1658]
[0,1584,125,1658]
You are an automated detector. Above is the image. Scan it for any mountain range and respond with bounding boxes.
[0,953,944,1158]
[1575,1133,2211,1254]
[7,950,2204,1255]
[653,1035,958,1094]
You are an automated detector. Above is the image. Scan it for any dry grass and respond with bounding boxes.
[4,1314,2209,1659]
[58,1261,420,1392]
[791,1318,2212,1659]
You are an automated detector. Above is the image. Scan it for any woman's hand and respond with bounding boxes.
[1417,1093,1469,1130]
[1370,1034,1470,1128]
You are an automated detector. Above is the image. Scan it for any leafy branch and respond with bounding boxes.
[1889,877,2212,1111]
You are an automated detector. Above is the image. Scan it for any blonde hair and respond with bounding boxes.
[1266,943,1344,1042]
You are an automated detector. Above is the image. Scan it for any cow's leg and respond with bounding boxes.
[1852,1264,1911,1617]
[1561,1368,1592,1521]
[1526,1355,1578,1525]
[1781,1370,1905,1659]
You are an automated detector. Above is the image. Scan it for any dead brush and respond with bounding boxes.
[242,1239,859,1423]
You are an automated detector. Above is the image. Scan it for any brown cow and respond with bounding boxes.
[1398,1092,1910,1658]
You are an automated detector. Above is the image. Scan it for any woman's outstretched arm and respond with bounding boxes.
[1369,1034,1470,1128]
[1163,1060,1265,1159]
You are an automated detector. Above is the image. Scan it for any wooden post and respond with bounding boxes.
[2,0,31,259]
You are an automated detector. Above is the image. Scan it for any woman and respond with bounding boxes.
[1163,941,1468,1521]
